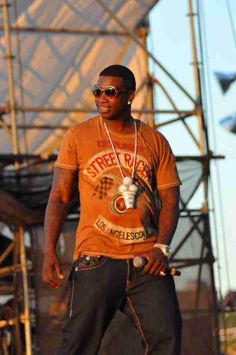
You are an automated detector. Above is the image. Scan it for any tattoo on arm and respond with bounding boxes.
[44,168,77,253]
[52,168,77,198]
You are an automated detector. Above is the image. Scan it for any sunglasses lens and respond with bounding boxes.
[92,85,121,98]
[92,86,102,97]
[104,87,117,97]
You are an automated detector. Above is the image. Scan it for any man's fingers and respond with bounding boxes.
[159,270,167,277]
[154,267,166,276]
[42,273,58,287]
[42,253,63,288]
[141,259,154,274]
[42,267,53,284]
[149,261,160,275]
[43,272,60,288]
[42,263,63,288]
[148,260,165,275]
[139,254,160,274]
[50,279,61,288]
[143,259,168,276]
[55,263,64,279]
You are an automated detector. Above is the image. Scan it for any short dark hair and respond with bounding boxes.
[99,64,136,91]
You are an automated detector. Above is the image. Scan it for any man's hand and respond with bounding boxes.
[42,251,64,288]
[136,247,168,276]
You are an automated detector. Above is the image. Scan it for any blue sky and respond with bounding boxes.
[149,0,236,294]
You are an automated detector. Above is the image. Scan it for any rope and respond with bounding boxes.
[103,118,138,180]
[225,0,236,49]
[197,0,231,293]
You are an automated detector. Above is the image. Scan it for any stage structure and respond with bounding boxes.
[0,0,221,354]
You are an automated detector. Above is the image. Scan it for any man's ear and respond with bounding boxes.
[127,91,135,105]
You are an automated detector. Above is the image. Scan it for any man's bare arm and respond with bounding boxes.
[156,186,180,245]
[43,167,77,287]
[137,186,180,275]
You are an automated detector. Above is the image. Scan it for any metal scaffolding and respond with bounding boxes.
[0,0,221,354]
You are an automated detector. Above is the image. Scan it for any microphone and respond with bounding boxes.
[133,256,181,276]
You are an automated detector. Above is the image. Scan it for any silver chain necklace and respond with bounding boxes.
[103,118,138,209]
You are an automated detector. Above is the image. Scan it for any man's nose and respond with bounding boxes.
[96,92,108,101]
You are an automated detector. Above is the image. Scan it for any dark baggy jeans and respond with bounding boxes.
[58,256,182,355]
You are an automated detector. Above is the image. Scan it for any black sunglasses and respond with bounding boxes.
[92,84,127,98]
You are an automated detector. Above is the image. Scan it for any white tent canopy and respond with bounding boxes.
[0,0,158,155]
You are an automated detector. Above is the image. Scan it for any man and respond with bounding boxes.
[42,64,182,355]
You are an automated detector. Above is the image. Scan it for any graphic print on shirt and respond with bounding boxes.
[110,193,127,214]
[83,149,152,213]
[92,175,114,200]
[83,149,153,184]
[94,215,148,244]
[82,148,154,244]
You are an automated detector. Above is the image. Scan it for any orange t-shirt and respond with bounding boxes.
[56,116,181,260]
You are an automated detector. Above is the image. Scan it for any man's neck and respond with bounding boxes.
[103,116,134,134]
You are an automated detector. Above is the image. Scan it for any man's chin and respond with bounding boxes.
[100,113,116,120]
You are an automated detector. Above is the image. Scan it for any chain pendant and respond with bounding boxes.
[118,177,138,209]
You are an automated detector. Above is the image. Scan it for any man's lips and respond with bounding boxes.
[98,106,111,113]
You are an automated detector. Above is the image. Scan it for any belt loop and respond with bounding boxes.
[126,259,134,286]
